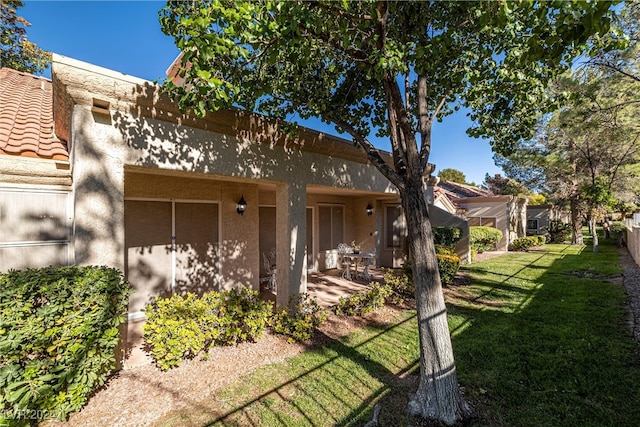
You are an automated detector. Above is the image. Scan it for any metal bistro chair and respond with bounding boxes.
[358,252,375,281]
[262,248,277,291]
[337,243,354,280]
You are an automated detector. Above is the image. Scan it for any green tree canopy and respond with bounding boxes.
[438,168,466,184]
[159,1,616,423]
[0,0,50,74]
[484,173,530,196]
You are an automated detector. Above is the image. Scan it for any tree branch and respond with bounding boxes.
[327,114,405,190]
[304,0,374,22]
[297,24,371,63]
[587,60,640,84]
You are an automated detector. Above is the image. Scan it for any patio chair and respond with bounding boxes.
[262,249,277,291]
[337,243,353,280]
[358,251,376,281]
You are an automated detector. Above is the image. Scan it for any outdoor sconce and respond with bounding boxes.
[366,203,374,216]
[236,195,247,215]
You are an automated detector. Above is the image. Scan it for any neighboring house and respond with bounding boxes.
[425,176,471,264]
[526,204,570,236]
[0,68,73,271]
[437,180,528,251]
[1,56,416,362]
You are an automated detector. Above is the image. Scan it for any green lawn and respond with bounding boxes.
[157,238,640,426]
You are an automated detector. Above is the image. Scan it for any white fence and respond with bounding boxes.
[625,218,640,267]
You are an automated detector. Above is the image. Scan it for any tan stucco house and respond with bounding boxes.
[2,55,418,334]
[526,204,570,237]
[436,180,528,251]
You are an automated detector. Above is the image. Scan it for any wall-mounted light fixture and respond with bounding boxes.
[366,203,373,216]
[236,195,247,215]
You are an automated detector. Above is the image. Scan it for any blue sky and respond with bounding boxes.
[21,0,503,185]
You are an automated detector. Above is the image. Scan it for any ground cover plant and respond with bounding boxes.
[155,238,640,426]
[0,266,131,425]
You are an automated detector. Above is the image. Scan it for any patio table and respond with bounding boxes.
[343,252,375,281]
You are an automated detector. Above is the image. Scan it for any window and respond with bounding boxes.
[385,205,406,249]
[318,205,344,251]
[468,216,496,228]
[0,188,72,272]
[527,219,539,230]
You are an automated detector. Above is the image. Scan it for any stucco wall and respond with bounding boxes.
[458,200,510,251]
[527,207,550,234]
[56,55,400,306]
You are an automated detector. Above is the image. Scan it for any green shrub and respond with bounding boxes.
[0,266,131,423]
[383,267,414,304]
[435,245,455,255]
[437,252,461,285]
[548,220,571,243]
[509,236,539,252]
[385,250,460,301]
[143,293,208,371]
[433,227,462,248]
[143,288,273,370]
[469,226,503,252]
[333,283,393,316]
[536,235,547,246]
[270,294,326,343]
[609,221,626,236]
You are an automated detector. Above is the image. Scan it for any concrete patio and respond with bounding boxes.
[260,267,387,308]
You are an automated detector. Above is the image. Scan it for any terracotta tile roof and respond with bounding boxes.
[0,68,68,161]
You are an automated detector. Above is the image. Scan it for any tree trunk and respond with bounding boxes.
[590,216,599,253]
[570,197,583,245]
[402,179,473,425]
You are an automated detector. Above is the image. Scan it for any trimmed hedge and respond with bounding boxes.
[509,236,539,252]
[469,226,503,252]
[0,266,131,423]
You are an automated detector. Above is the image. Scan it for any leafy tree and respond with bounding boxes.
[438,168,466,184]
[484,173,529,196]
[528,193,547,205]
[0,0,50,74]
[587,2,639,85]
[159,1,614,423]
[498,63,640,248]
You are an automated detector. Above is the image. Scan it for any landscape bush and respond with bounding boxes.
[0,266,131,423]
[383,266,414,304]
[509,236,540,252]
[143,288,273,370]
[432,227,462,248]
[548,220,571,243]
[385,248,460,302]
[270,293,326,343]
[333,283,393,316]
[609,221,627,247]
[437,252,461,285]
[609,221,626,236]
[469,226,503,252]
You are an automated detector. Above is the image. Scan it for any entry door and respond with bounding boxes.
[125,199,220,317]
